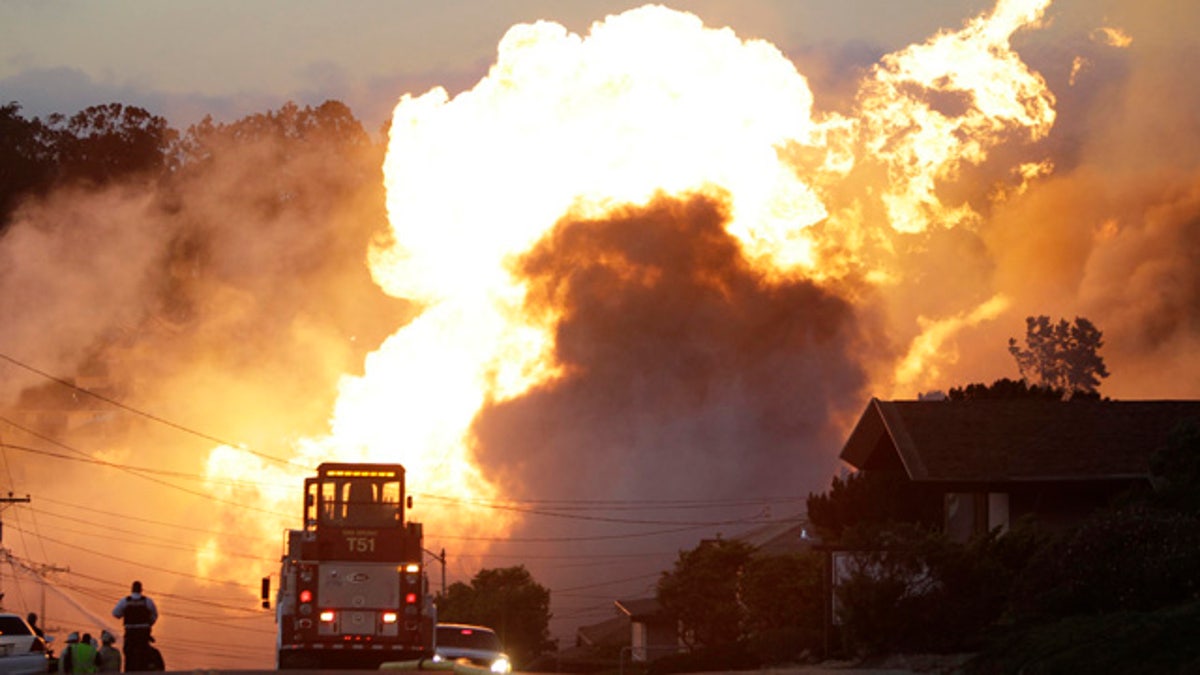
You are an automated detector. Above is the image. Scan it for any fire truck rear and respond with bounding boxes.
[270,463,434,669]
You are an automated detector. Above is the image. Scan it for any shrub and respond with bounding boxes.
[1012,505,1200,618]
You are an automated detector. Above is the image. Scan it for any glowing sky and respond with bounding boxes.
[1,1,1198,670]
[0,0,1037,129]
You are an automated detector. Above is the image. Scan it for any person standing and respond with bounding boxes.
[111,581,157,672]
[26,612,45,639]
[59,631,99,675]
[97,631,122,673]
[57,632,78,674]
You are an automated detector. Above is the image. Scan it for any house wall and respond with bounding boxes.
[629,619,679,662]
[1009,481,1140,531]
[944,480,1143,541]
[631,622,647,662]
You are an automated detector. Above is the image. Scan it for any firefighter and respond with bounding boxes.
[59,631,99,675]
[111,581,158,672]
[98,631,121,673]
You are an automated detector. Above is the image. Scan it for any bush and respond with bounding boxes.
[739,553,824,663]
[834,523,1043,656]
[1012,506,1200,618]
[966,601,1200,674]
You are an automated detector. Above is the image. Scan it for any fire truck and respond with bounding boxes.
[267,462,435,669]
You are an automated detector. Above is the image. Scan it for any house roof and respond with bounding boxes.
[575,615,628,648]
[841,398,1200,483]
[615,597,664,621]
[735,516,816,555]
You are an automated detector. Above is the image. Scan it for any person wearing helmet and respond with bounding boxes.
[58,631,98,675]
[111,580,158,672]
[98,631,121,673]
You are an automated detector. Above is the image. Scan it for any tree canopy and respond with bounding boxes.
[50,102,177,185]
[436,565,554,668]
[946,377,1098,401]
[806,470,942,541]
[656,537,753,649]
[1008,315,1110,396]
[0,102,59,224]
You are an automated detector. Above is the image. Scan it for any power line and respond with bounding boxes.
[0,438,296,490]
[35,495,275,542]
[417,493,808,511]
[427,519,765,544]
[0,351,306,469]
[53,574,262,619]
[3,522,257,591]
[422,497,771,526]
[4,425,786,531]
[0,422,293,519]
[18,511,276,564]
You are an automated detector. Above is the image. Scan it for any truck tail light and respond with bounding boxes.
[405,592,417,604]
[319,610,335,623]
[382,611,398,624]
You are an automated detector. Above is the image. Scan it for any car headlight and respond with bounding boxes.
[491,656,512,673]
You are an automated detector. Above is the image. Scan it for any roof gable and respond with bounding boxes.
[615,597,664,620]
[841,398,1200,482]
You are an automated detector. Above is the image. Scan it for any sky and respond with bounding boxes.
[1,0,1199,670]
[0,0,1004,132]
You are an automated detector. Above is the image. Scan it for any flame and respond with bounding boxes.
[893,294,1013,396]
[1091,26,1133,48]
[203,0,1059,558]
[1070,56,1090,86]
[852,0,1055,234]
[364,4,840,542]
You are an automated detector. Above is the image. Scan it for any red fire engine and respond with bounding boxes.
[268,463,434,669]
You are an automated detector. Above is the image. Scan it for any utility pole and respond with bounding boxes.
[0,493,32,610]
[35,563,70,627]
[424,547,447,597]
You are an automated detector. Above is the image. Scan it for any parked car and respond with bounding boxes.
[432,623,512,673]
[0,614,49,675]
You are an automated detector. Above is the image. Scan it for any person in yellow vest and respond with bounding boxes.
[97,631,121,673]
[59,631,99,675]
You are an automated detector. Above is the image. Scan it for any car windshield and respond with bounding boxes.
[0,616,31,636]
[437,627,501,651]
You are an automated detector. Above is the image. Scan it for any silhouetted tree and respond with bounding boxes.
[657,538,753,650]
[49,103,177,185]
[1149,419,1200,513]
[437,566,554,667]
[740,552,824,663]
[806,470,942,541]
[0,102,58,227]
[152,99,403,344]
[1008,315,1109,396]
[174,99,373,171]
[946,377,1087,401]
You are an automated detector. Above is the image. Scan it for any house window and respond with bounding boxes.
[988,492,1010,534]
[945,492,1010,541]
[944,492,987,542]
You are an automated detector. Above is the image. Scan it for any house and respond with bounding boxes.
[734,514,817,555]
[563,597,680,669]
[839,397,1200,540]
[614,597,680,663]
[818,397,1200,644]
